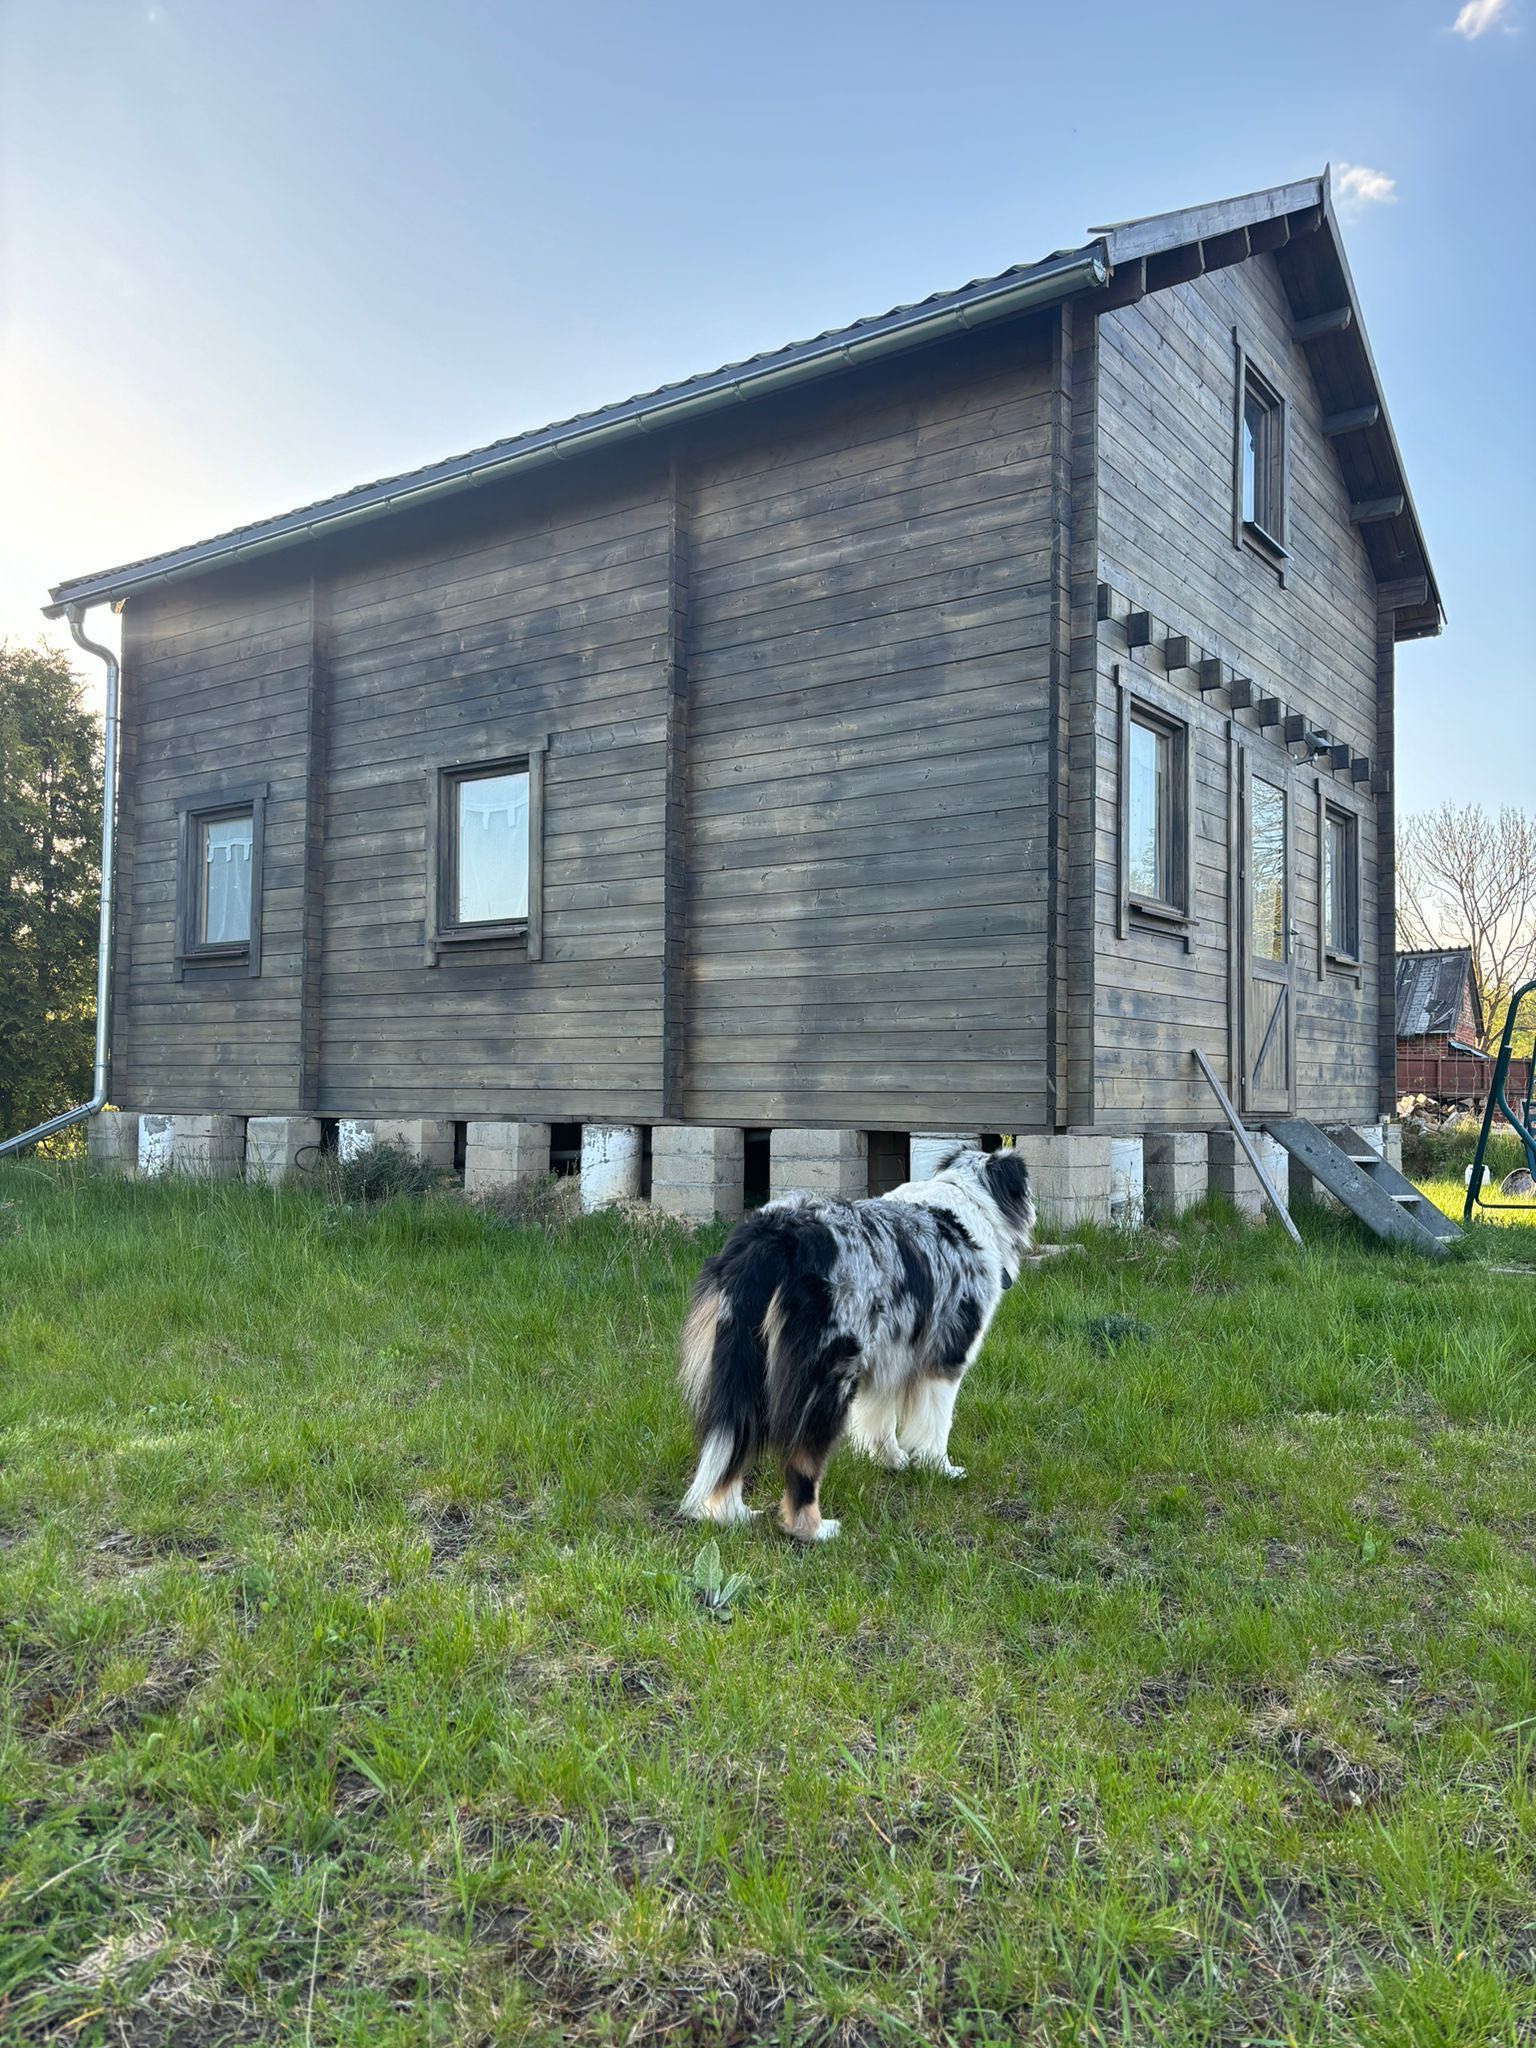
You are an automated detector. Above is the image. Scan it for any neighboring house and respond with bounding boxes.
[1395,947,1493,1104]
[50,171,1442,1219]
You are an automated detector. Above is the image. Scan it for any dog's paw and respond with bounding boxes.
[939,1461,967,1482]
[810,1517,840,1542]
[876,1440,910,1471]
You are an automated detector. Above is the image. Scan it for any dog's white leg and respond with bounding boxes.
[900,1376,967,1479]
[848,1387,908,1469]
[680,1428,759,1523]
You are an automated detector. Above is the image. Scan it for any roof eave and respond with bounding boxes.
[45,242,1109,618]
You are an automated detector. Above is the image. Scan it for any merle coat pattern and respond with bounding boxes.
[678,1147,1035,1541]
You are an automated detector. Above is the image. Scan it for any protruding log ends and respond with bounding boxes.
[1197,658,1229,694]
[1098,579,1383,794]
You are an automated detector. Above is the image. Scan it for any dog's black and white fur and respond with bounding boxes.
[679,1147,1035,1541]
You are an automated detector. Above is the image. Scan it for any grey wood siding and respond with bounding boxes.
[681,324,1058,1129]
[1090,252,1383,1130]
[113,574,313,1111]
[315,472,673,1119]
[105,248,1400,1141]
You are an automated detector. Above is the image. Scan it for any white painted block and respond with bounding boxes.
[137,1115,175,1179]
[1109,1137,1145,1229]
[580,1124,644,1211]
[337,1120,375,1164]
[909,1132,980,1181]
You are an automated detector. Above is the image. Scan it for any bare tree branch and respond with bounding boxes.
[1397,806,1536,1048]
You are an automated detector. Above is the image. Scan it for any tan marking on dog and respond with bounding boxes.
[677,1283,720,1417]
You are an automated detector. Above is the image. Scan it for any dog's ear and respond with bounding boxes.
[983,1147,1034,1226]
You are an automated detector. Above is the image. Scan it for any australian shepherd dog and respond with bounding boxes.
[678,1146,1035,1541]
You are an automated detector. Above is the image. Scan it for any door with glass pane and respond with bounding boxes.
[1238,743,1295,1115]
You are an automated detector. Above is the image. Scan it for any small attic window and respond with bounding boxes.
[1233,341,1288,571]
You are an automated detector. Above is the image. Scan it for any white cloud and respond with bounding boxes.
[1451,0,1514,36]
[1335,163,1398,211]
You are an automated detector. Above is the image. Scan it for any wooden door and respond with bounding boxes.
[1237,742,1296,1116]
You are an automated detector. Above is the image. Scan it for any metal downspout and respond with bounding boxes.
[0,605,121,1158]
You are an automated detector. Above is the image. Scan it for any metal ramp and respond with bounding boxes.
[1265,1120,1462,1257]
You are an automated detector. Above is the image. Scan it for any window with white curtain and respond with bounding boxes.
[176,784,265,976]
[453,768,529,925]
[427,743,546,963]
[197,812,254,944]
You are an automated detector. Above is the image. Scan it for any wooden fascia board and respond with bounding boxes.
[1093,176,1321,265]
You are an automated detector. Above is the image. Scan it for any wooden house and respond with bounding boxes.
[54,172,1442,1221]
[1396,948,1491,1104]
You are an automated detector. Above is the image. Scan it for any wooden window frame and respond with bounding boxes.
[1318,787,1363,975]
[1232,333,1289,580]
[174,782,266,980]
[1115,668,1194,943]
[424,739,547,965]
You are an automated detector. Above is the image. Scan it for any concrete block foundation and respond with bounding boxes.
[371,1118,456,1170]
[1018,1131,1114,1229]
[1208,1129,1290,1223]
[88,1110,138,1177]
[770,1127,868,1201]
[464,1120,551,1197]
[581,1124,644,1211]
[1143,1132,1207,1218]
[169,1113,245,1179]
[909,1132,980,1180]
[245,1116,322,1185]
[651,1125,745,1224]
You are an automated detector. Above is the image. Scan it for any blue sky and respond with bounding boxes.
[1,0,1530,809]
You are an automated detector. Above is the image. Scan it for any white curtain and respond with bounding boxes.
[457,770,529,923]
[202,815,253,943]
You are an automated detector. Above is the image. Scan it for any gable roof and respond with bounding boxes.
[46,171,1440,639]
[1395,948,1483,1039]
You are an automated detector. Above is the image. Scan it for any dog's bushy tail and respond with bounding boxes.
[678,1218,786,1521]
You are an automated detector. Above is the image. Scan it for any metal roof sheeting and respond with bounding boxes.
[1395,949,1480,1039]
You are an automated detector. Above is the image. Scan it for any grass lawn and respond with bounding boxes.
[1,1165,1534,2047]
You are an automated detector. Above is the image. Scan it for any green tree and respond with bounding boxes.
[0,643,102,1138]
